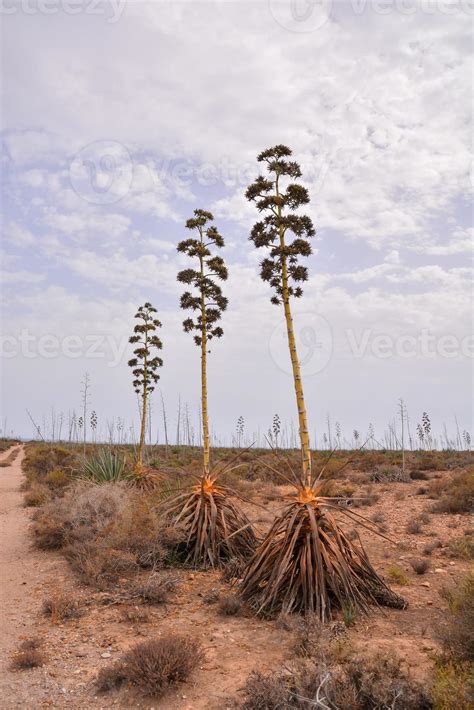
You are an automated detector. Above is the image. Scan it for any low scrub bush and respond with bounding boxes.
[410,469,430,480]
[97,635,203,697]
[439,572,474,662]
[10,638,46,670]
[447,533,474,560]
[32,506,70,550]
[416,454,444,471]
[44,468,69,490]
[65,540,137,587]
[370,465,410,483]
[430,660,473,710]
[430,471,474,514]
[241,651,430,709]
[406,517,424,534]
[23,482,51,507]
[118,606,150,624]
[23,445,78,481]
[410,558,430,575]
[131,574,178,605]
[42,592,82,622]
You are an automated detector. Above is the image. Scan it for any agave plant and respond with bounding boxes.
[163,464,257,567]
[81,449,130,484]
[163,210,256,567]
[239,459,406,618]
[239,146,403,619]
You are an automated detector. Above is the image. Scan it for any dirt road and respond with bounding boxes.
[0,445,69,708]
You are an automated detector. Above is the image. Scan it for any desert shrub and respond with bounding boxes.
[44,468,69,490]
[241,652,430,709]
[65,539,137,586]
[416,454,444,471]
[431,471,474,514]
[218,595,242,616]
[319,479,355,499]
[410,558,430,575]
[423,540,442,556]
[371,465,410,483]
[97,635,203,697]
[447,534,474,560]
[23,482,51,507]
[23,445,78,481]
[81,449,129,484]
[131,574,178,604]
[10,639,46,670]
[32,505,70,550]
[118,606,150,624]
[439,573,474,662]
[386,565,409,585]
[42,592,82,622]
[344,653,431,709]
[430,660,474,710]
[241,671,288,709]
[406,517,424,534]
[292,616,348,660]
[411,469,430,480]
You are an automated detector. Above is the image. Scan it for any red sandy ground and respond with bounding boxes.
[0,445,470,709]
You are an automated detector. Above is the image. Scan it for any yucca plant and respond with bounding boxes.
[164,209,256,567]
[81,449,129,484]
[239,145,402,619]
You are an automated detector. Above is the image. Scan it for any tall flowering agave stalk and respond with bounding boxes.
[165,209,256,567]
[128,302,163,469]
[239,146,404,618]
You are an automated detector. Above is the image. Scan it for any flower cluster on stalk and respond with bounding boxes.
[245,144,316,306]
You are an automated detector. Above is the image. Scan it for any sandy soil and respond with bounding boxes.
[0,447,471,708]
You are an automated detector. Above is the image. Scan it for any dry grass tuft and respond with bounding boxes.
[97,635,204,696]
[131,574,178,605]
[439,572,474,662]
[385,565,409,585]
[42,592,82,622]
[406,517,424,534]
[118,606,151,624]
[10,638,46,671]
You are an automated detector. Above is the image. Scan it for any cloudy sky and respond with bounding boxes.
[1,0,472,446]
